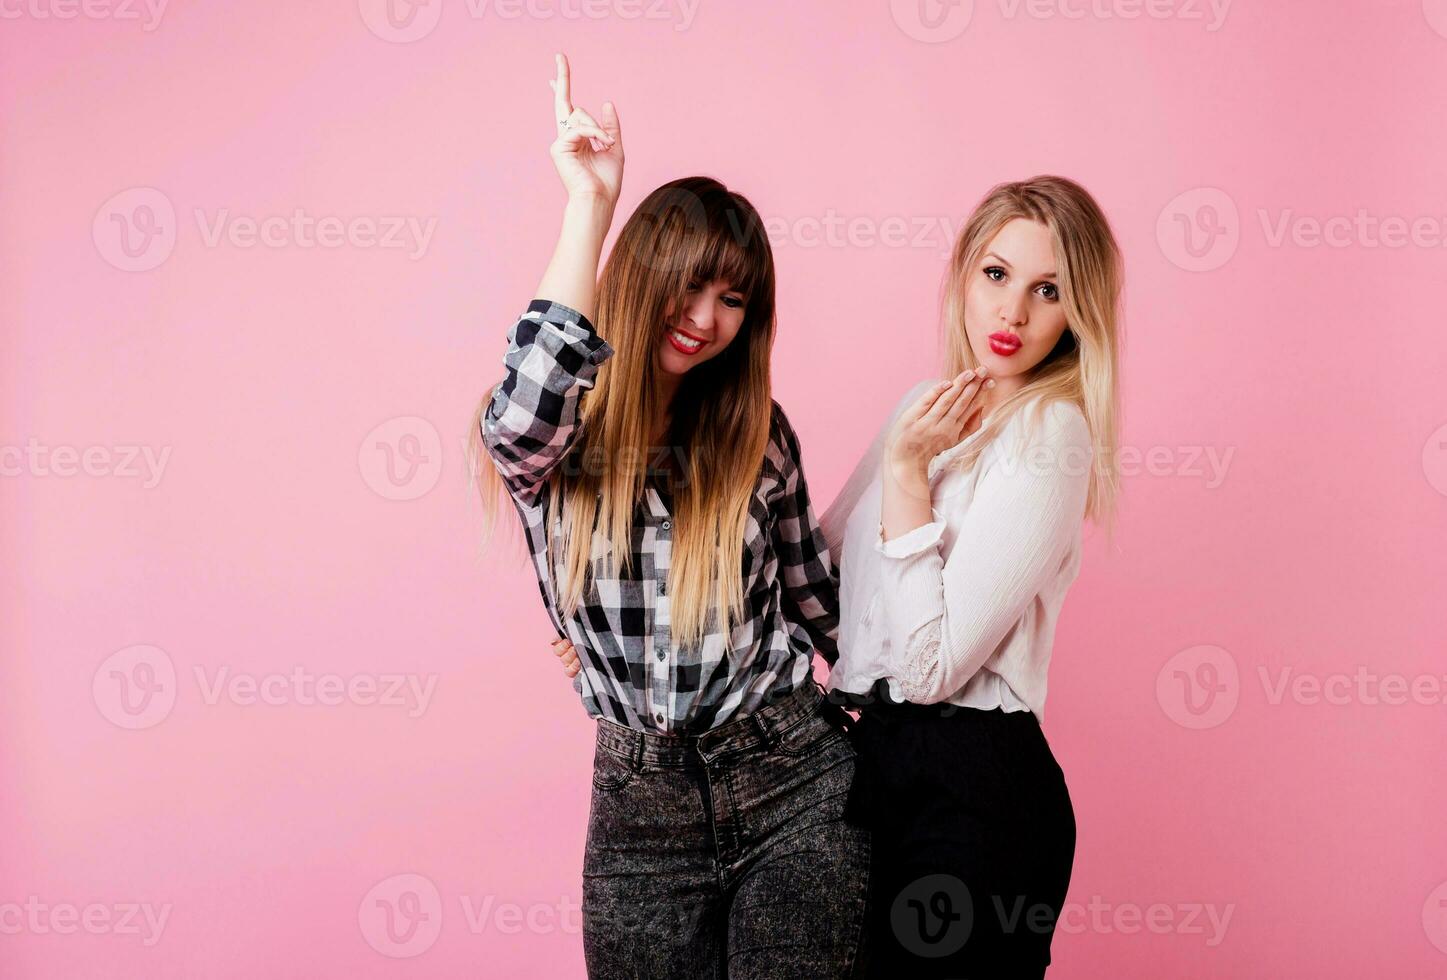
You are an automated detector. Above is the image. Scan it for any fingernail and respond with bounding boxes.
[986,380,996,388]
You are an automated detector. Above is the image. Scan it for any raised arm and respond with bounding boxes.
[480,54,625,503]
[535,52,623,319]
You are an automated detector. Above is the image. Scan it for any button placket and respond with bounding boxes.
[645,486,673,729]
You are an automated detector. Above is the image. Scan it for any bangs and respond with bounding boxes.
[685,206,770,300]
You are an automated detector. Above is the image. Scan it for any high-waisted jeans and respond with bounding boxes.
[581,679,873,979]
[841,681,1076,979]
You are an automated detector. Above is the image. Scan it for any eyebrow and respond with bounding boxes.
[984,252,1057,280]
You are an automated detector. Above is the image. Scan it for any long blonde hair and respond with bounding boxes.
[468,177,777,649]
[941,175,1123,524]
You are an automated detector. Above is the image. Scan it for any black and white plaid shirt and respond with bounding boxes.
[482,299,840,734]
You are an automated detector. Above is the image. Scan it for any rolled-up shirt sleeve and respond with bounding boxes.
[481,299,613,504]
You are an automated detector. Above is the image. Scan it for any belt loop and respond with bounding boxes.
[750,711,774,750]
[631,730,645,772]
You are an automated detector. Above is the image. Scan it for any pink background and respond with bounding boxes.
[4,0,1446,976]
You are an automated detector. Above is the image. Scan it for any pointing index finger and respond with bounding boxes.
[553,53,574,123]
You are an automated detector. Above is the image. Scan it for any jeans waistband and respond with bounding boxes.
[832,677,1040,726]
[596,681,824,768]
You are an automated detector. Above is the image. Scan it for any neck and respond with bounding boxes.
[976,370,1026,424]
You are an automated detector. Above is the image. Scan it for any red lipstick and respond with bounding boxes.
[665,325,708,356]
[989,332,1022,357]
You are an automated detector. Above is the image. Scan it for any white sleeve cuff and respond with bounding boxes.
[875,515,945,559]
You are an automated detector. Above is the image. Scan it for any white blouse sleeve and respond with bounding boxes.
[873,400,1094,705]
[819,379,939,557]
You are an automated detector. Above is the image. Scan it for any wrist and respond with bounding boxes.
[564,193,615,220]
[884,454,931,499]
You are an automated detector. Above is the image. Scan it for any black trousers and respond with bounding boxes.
[829,681,1076,979]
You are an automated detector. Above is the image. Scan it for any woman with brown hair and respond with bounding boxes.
[471,55,870,979]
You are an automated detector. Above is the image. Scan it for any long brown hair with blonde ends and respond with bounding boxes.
[469,176,777,649]
[941,175,1123,525]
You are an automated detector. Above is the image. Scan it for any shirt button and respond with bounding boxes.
[655,713,665,725]
[657,650,665,660]
[661,520,671,530]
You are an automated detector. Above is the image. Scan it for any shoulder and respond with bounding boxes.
[1034,398,1091,447]
[989,397,1093,469]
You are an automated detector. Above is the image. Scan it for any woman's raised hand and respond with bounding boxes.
[886,368,994,472]
[548,53,623,206]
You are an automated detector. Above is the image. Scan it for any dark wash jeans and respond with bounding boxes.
[843,683,1076,980]
[581,680,873,979]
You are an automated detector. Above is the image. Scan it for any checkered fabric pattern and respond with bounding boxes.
[482,299,840,734]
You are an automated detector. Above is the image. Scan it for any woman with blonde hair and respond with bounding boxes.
[821,175,1123,977]
[473,55,870,978]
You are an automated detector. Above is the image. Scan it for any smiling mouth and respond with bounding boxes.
[666,326,707,355]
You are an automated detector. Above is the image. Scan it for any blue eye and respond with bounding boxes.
[722,296,744,309]
[1038,284,1059,302]
[984,266,1006,282]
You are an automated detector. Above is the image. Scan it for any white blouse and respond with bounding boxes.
[818,380,1094,721]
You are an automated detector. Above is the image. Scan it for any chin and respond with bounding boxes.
[657,344,714,377]
[973,348,1025,378]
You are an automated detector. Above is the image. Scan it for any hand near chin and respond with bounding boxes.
[885,368,993,477]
